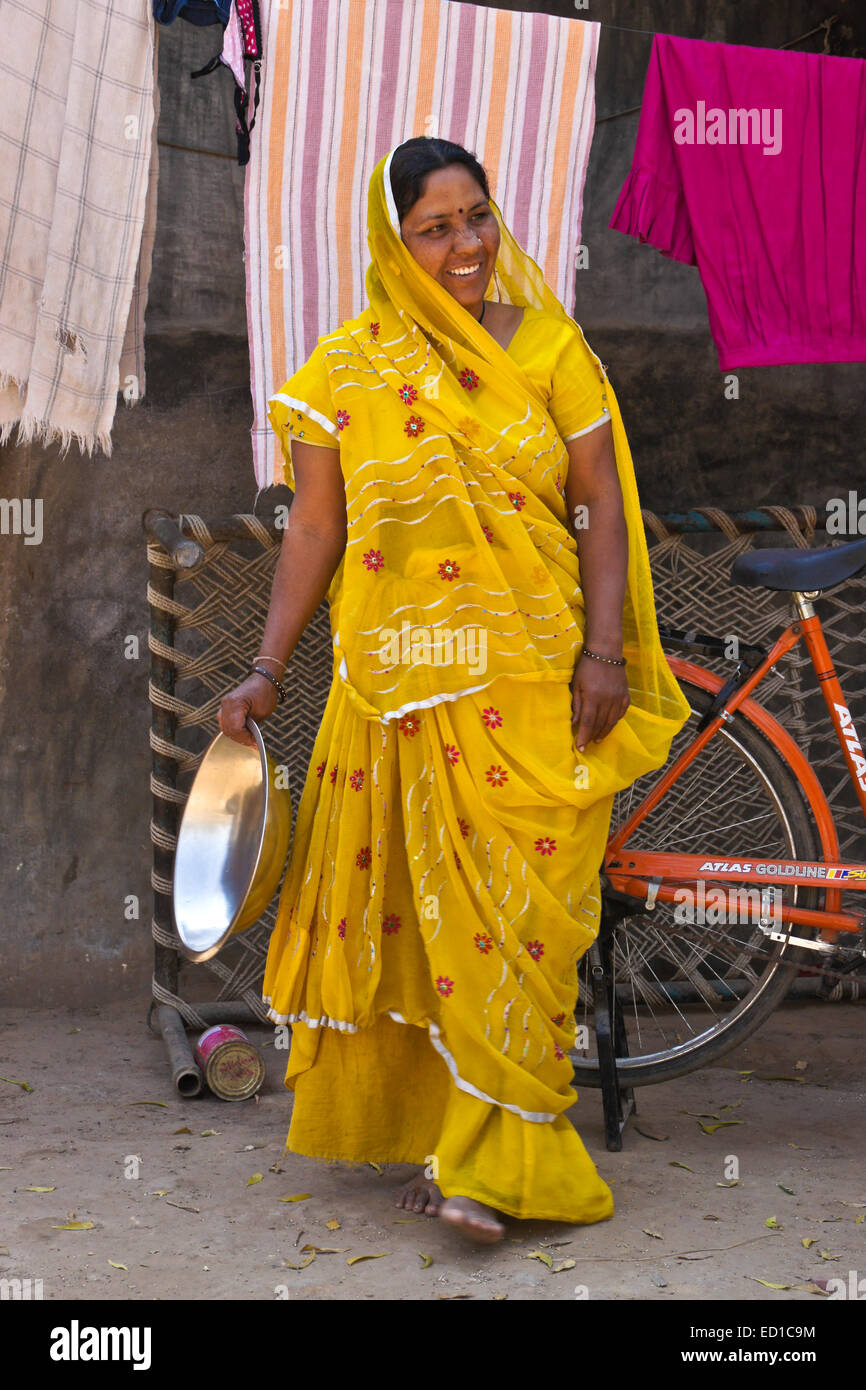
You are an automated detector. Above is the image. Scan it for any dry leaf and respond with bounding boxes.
[52,1221,94,1230]
[150,1190,168,1197]
[819,1250,839,1261]
[669,1161,694,1172]
[392,1218,421,1224]
[552,1259,576,1273]
[539,1239,573,1248]
[165,1201,200,1213]
[765,1217,782,1229]
[130,1100,168,1107]
[748,1278,790,1290]
[325,1218,341,1230]
[107,1261,127,1271]
[684,1111,720,1120]
[856,1215,865,1225]
[22,1186,55,1193]
[634,1126,669,1141]
[282,1254,315,1270]
[643,1229,663,1240]
[173,1128,192,1135]
[278,1193,312,1203]
[367,1163,383,1174]
[754,1075,806,1084]
[788,1143,810,1150]
[839,1201,866,1207]
[778,1184,795,1195]
[418,1253,434,1268]
[699,1120,743,1135]
[200,1130,218,1137]
[793,1281,830,1296]
[526,1250,554,1268]
[719,1101,743,1110]
[0,1077,33,1092]
[794,1060,807,1071]
[346,1253,388,1265]
[716,1180,739,1188]
[247,1174,263,1186]
[703,1215,721,1222]
[300,1244,348,1254]
[802,1238,817,1249]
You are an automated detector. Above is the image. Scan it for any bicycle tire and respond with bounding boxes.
[571,678,821,1088]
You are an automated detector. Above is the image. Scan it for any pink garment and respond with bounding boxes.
[609,34,866,369]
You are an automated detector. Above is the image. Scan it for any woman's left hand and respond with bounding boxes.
[571,654,630,752]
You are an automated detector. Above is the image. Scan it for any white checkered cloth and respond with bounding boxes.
[0,0,159,458]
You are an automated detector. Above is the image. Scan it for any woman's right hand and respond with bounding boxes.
[218,673,280,748]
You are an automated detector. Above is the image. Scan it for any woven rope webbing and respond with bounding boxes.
[148,509,866,1019]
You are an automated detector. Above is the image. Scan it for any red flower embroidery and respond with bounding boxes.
[527,939,545,961]
[552,1012,566,1027]
[356,846,371,869]
[349,769,365,791]
[508,491,526,510]
[436,975,455,997]
[399,713,420,738]
[362,549,384,572]
[481,707,502,729]
[554,1043,565,1060]
[454,851,462,870]
[485,764,508,786]
[474,933,493,954]
[398,382,418,404]
[315,760,326,779]
[336,410,350,430]
[382,913,401,934]
[329,765,338,785]
[555,471,562,493]
[459,368,479,391]
[438,559,460,581]
[404,415,425,438]
[445,744,460,765]
[370,321,380,337]
[457,817,470,839]
[481,524,493,543]
[337,918,347,940]
[535,836,557,856]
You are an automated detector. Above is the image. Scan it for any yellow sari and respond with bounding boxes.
[262,151,690,1222]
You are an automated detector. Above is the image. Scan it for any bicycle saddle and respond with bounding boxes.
[730,535,866,591]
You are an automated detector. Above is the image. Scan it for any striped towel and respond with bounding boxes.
[0,1,158,458]
[246,0,600,489]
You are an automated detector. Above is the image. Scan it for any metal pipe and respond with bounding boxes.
[155,1004,203,1096]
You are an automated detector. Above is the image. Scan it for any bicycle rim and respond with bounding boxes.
[571,680,820,1087]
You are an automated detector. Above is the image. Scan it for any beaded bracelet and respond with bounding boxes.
[248,664,287,703]
[582,646,626,667]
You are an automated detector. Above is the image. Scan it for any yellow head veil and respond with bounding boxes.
[314,149,689,788]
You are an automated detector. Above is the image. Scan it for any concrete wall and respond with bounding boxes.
[2,0,864,1006]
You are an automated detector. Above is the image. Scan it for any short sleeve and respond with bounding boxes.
[267,337,340,487]
[546,322,612,443]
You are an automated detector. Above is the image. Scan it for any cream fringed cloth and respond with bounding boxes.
[0,1,159,458]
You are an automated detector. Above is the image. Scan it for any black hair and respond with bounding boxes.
[389,137,491,224]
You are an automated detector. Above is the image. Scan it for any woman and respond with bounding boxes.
[219,137,690,1243]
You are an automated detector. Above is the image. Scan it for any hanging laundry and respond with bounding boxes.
[190,0,262,165]
[246,0,600,489]
[153,0,231,25]
[609,34,866,370]
[0,0,159,457]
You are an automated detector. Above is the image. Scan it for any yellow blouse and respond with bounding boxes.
[269,307,611,486]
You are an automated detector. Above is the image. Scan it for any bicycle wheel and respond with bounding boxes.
[571,679,821,1088]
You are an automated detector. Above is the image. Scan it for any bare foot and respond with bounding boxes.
[394,1170,443,1216]
[439,1195,505,1244]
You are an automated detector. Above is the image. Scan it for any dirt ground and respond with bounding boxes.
[1,996,864,1303]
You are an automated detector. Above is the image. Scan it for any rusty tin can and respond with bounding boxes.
[194,1024,265,1101]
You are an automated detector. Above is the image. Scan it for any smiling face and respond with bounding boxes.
[398,164,499,317]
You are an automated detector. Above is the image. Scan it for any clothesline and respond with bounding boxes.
[160,15,845,161]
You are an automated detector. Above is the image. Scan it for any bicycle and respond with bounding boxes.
[572,532,866,1088]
